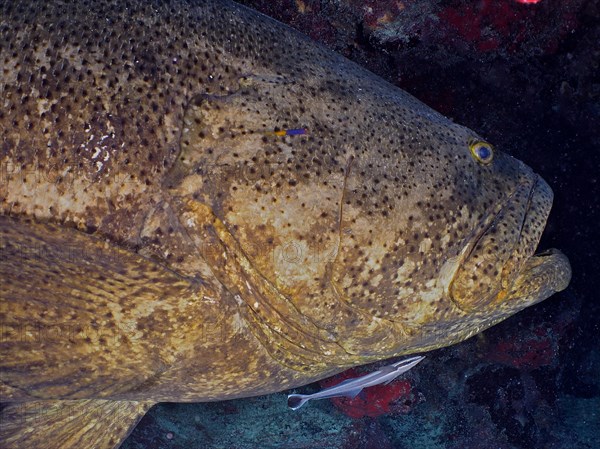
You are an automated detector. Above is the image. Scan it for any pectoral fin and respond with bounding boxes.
[0,214,212,400]
[344,387,364,399]
[0,399,153,449]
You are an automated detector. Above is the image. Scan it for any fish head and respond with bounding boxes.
[437,136,572,315]
[312,100,573,352]
[165,50,571,362]
[423,130,573,342]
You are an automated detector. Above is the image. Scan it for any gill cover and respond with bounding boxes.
[166,75,408,365]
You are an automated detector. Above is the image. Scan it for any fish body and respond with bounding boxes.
[0,0,571,448]
[287,355,425,410]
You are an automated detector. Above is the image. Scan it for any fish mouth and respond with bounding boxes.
[448,173,569,311]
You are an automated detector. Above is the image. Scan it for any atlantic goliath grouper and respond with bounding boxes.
[0,1,572,448]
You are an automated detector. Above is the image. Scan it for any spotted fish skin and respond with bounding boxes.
[0,1,570,448]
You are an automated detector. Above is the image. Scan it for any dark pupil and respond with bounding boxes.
[477,146,491,159]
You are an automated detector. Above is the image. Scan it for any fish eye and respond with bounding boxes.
[469,141,494,165]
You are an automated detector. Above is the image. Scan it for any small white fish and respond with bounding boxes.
[287,355,425,410]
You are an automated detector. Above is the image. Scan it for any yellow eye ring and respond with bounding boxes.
[469,141,494,165]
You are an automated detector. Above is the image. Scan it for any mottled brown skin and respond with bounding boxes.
[0,0,571,448]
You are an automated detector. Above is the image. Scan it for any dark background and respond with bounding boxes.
[123,0,599,447]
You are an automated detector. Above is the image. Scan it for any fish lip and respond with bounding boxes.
[508,247,572,303]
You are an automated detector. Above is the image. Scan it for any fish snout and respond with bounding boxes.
[448,173,561,312]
